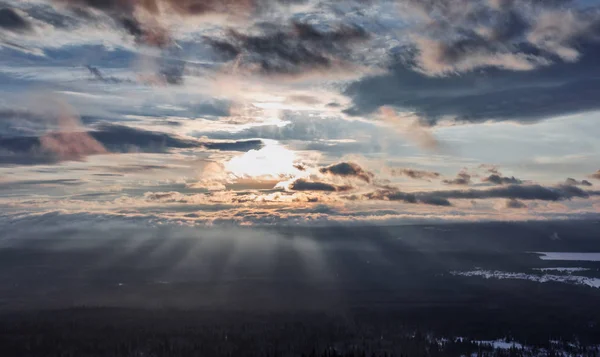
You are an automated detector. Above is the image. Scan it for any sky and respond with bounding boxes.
[1,0,600,227]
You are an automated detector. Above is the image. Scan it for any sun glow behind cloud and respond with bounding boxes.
[225,140,301,178]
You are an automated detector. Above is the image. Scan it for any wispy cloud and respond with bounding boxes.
[389,168,441,181]
[442,171,471,186]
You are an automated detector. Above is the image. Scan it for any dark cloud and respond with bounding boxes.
[390,168,440,180]
[482,174,523,185]
[204,140,263,152]
[425,184,595,201]
[50,0,309,47]
[506,198,527,209]
[346,0,600,125]
[53,0,295,16]
[417,196,453,207]
[364,189,417,204]
[48,0,227,47]
[364,189,451,206]
[293,163,306,171]
[345,40,600,124]
[0,7,32,33]
[362,183,599,206]
[158,58,185,85]
[564,177,593,187]
[397,0,600,75]
[86,65,131,84]
[207,21,368,75]
[144,191,181,202]
[319,162,373,183]
[88,124,200,152]
[113,9,172,47]
[590,170,600,180]
[93,125,263,152]
[0,124,263,165]
[442,171,471,185]
[289,179,352,192]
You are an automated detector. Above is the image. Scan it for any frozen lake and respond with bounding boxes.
[535,252,600,261]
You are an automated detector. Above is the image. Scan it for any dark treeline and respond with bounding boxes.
[1,308,600,357]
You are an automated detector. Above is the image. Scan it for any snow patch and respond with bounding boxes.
[451,270,600,288]
[534,267,590,273]
[476,340,523,350]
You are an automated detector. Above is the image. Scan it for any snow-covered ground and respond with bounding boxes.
[451,270,600,288]
[475,340,524,349]
[534,267,590,273]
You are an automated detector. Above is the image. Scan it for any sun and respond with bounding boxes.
[225,140,301,178]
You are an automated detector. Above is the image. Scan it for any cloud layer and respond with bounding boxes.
[0,0,599,226]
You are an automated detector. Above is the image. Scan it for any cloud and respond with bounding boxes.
[0,178,85,190]
[89,124,263,152]
[52,0,278,16]
[479,164,500,175]
[35,0,313,49]
[143,191,213,204]
[425,184,596,201]
[203,139,263,152]
[482,174,523,185]
[411,36,545,76]
[85,65,132,84]
[346,0,600,127]
[378,107,440,150]
[397,0,600,76]
[195,114,377,143]
[362,183,599,206]
[389,168,441,180]
[418,196,453,207]
[106,164,170,173]
[442,171,471,185]
[564,177,593,187]
[346,38,600,124]
[363,189,451,206]
[157,59,185,85]
[206,21,369,76]
[0,132,104,165]
[0,7,33,33]
[289,179,352,192]
[39,130,107,161]
[0,123,264,165]
[0,101,108,164]
[48,0,270,47]
[293,163,306,171]
[590,170,600,180]
[318,162,373,183]
[506,199,527,209]
[88,124,200,152]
